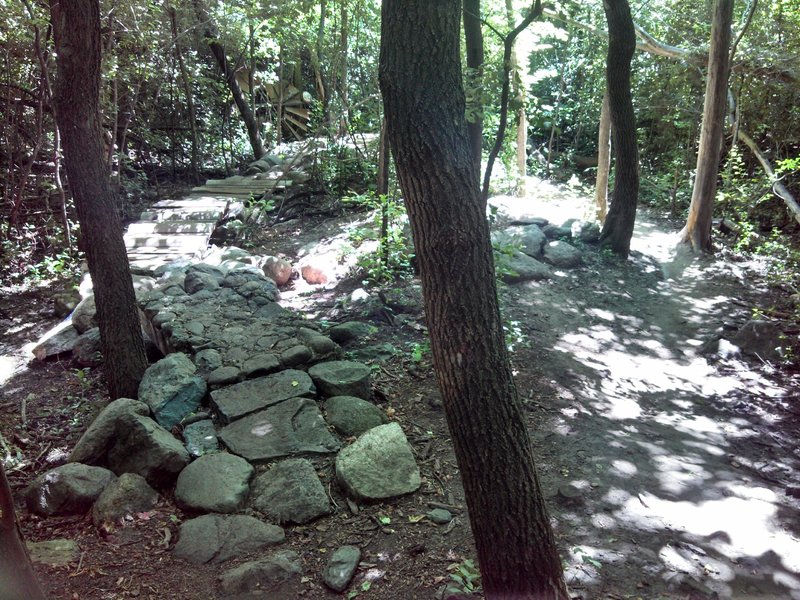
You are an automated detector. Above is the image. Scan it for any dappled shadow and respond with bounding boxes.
[505,197,800,598]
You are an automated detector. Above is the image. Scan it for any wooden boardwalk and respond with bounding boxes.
[125,175,279,274]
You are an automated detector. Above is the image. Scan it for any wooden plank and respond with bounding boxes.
[139,209,225,222]
[126,221,216,235]
[152,197,229,209]
[126,247,202,256]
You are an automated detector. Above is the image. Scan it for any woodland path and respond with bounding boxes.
[492,181,800,599]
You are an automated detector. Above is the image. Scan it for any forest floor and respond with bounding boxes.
[1,176,799,600]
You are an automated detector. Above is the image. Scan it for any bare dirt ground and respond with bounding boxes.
[1,177,799,599]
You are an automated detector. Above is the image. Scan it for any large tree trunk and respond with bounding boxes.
[594,89,611,223]
[50,0,148,400]
[679,0,734,252]
[379,3,569,599]
[463,0,484,177]
[192,0,265,160]
[0,463,46,599]
[599,0,639,258]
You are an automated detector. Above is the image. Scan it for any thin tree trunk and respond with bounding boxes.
[192,0,265,160]
[505,0,528,196]
[169,6,200,183]
[598,0,639,258]
[338,1,349,135]
[379,3,569,598]
[377,116,391,266]
[679,0,734,252]
[0,462,47,600]
[50,0,147,400]
[463,0,484,177]
[594,89,611,223]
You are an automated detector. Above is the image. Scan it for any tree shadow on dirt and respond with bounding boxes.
[508,215,800,599]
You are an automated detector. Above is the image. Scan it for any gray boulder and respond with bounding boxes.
[72,327,102,367]
[175,453,254,513]
[542,224,572,240]
[183,419,219,458]
[219,551,302,596]
[71,295,97,333]
[262,256,293,286]
[32,321,79,361]
[210,369,315,424]
[542,240,582,269]
[194,348,223,374]
[184,270,221,295]
[323,546,361,592]
[324,396,386,437]
[172,514,284,565]
[138,352,207,430]
[308,361,371,400]
[731,320,786,362]
[219,397,340,463]
[69,398,150,464]
[249,459,331,524]
[241,354,282,378]
[335,423,421,501]
[500,250,551,283]
[27,463,115,516]
[91,473,158,525]
[328,322,377,344]
[106,414,190,487]
[507,224,547,258]
[571,220,601,242]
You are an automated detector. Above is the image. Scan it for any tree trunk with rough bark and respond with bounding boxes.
[379,3,569,598]
[595,89,611,223]
[679,0,734,252]
[0,462,46,600]
[599,0,639,258]
[50,0,147,400]
[463,0,484,177]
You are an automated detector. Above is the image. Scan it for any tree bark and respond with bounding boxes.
[0,462,47,599]
[463,0,484,177]
[192,0,264,160]
[50,0,147,400]
[379,3,569,599]
[506,0,528,196]
[599,0,639,258]
[594,89,611,223]
[679,0,734,252]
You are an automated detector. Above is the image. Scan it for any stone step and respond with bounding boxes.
[124,233,211,250]
[152,197,229,209]
[139,209,226,222]
[126,221,216,236]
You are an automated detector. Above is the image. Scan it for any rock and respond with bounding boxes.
[427,508,453,524]
[556,484,584,507]
[308,361,371,400]
[175,453,254,513]
[324,396,386,437]
[380,285,424,314]
[184,270,221,294]
[300,262,329,285]
[173,514,284,565]
[219,397,341,463]
[241,354,282,378]
[27,539,79,566]
[26,463,115,516]
[194,348,223,374]
[731,320,786,362]
[542,224,572,240]
[138,352,207,430]
[507,224,547,258]
[500,250,551,283]
[69,398,150,464]
[210,369,316,424]
[280,345,313,367]
[106,414,190,487]
[323,545,361,592]
[346,343,398,364]
[571,220,601,242]
[72,327,102,367]
[183,419,220,458]
[543,241,582,269]
[208,365,242,388]
[91,473,159,525]
[335,423,421,501]
[32,320,79,361]
[262,256,293,286]
[71,295,97,333]
[249,458,331,524]
[53,291,80,318]
[328,322,377,344]
[219,551,302,596]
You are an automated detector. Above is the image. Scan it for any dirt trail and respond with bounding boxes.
[499,179,800,599]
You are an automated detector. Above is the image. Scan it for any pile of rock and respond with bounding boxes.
[27,253,422,595]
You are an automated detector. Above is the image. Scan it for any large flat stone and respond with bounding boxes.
[174,453,254,513]
[26,463,115,516]
[249,458,331,524]
[172,514,284,565]
[210,369,316,424]
[219,397,340,463]
[308,361,371,400]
